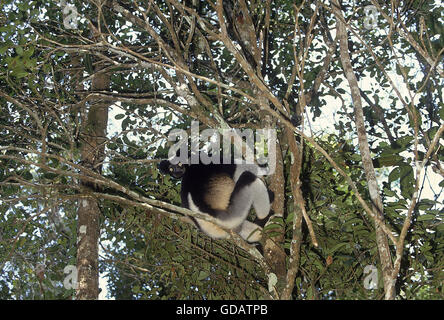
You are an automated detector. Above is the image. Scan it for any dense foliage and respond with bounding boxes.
[0,0,442,299]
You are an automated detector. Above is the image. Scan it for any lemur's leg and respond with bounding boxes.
[250,179,271,219]
[234,165,272,220]
[237,220,263,243]
[211,171,256,229]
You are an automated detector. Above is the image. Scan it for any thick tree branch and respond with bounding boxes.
[332,0,395,299]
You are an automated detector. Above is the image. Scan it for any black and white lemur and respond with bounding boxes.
[159,158,274,242]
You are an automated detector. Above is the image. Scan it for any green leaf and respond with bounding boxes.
[16,46,23,55]
[122,118,130,130]
[285,211,294,224]
[267,231,283,238]
[417,214,435,221]
[198,271,209,281]
[264,223,282,232]
[388,167,400,184]
[373,155,403,168]
[13,70,29,78]
[23,47,35,59]
[0,45,9,55]
[399,165,414,198]
[417,199,437,210]
[328,242,348,255]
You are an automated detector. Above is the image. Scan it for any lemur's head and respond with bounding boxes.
[159,160,187,179]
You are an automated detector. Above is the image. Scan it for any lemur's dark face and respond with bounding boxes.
[159,160,186,179]
[169,162,186,179]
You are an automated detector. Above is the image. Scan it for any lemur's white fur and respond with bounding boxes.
[188,164,270,242]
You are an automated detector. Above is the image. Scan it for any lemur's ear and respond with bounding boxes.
[158,160,171,174]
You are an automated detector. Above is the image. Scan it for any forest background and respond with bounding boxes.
[0,0,442,300]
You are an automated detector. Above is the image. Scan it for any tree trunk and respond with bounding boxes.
[76,69,110,300]
[280,127,304,300]
[264,135,287,295]
[332,0,395,299]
